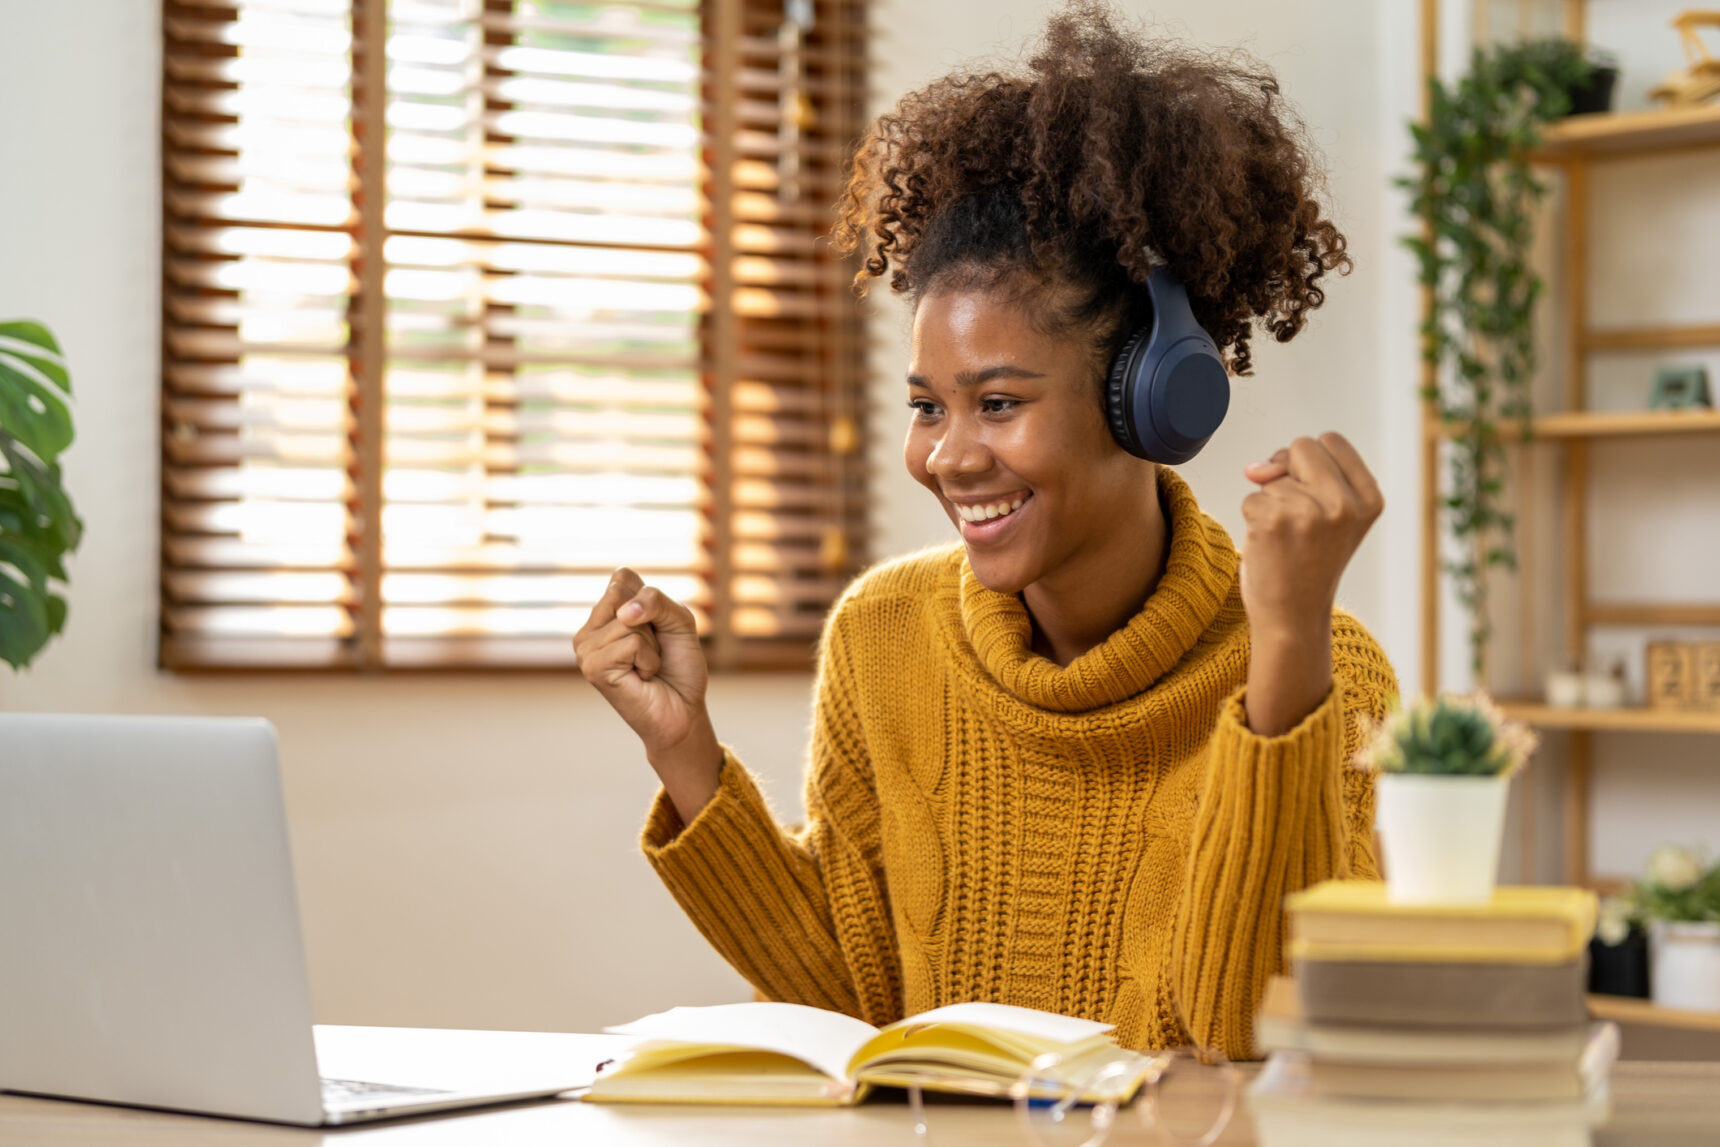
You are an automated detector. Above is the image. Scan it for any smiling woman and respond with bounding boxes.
[573,0,1400,1062]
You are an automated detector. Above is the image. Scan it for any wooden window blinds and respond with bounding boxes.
[160,0,868,671]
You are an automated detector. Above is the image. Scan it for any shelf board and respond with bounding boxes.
[1588,602,1720,627]
[1430,408,1720,441]
[1535,103,1720,159]
[1534,409,1720,438]
[1497,699,1720,734]
[1584,322,1720,353]
[1588,994,1720,1034]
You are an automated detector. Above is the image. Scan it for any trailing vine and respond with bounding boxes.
[1396,38,1592,676]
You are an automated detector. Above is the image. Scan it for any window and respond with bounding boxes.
[160,0,867,670]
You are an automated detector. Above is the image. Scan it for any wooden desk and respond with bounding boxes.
[2,1062,1717,1146]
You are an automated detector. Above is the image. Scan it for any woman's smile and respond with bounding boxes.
[949,491,1031,541]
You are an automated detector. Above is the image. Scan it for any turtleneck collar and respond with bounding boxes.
[957,467,1241,713]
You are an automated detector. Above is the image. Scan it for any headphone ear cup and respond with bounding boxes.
[1105,327,1153,458]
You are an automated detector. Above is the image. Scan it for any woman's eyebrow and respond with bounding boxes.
[906,365,1048,388]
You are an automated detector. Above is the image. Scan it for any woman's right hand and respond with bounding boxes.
[574,568,721,823]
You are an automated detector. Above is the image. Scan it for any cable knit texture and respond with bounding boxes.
[642,468,1398,1058]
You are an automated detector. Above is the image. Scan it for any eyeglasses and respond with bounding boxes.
[905,1041,1241,1147]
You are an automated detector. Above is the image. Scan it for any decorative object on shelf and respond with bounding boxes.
[1589,921,1651,999]
[1568,46,1620,115]
[1601,845,1720,1012]
[1584,658,1630,709]
[1360,692,1540,905]
[1648,364,1714,410]
[1648,640,1720,712]
[1649,10,1720,109]
[1397,38,1595,674]
[0,319,81,670]
[1546,660,1586,708]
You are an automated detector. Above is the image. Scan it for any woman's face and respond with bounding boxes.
[905,285,1155,595]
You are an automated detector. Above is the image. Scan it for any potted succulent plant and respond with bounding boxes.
[1598,845,1720,1012]
[1360,692,1539,904]
[0,319,81,670]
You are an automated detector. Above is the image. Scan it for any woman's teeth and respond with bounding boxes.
[956,497,1025,523]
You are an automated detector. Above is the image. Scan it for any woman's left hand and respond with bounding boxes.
[1237,432,1384,734]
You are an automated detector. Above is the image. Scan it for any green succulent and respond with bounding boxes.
[1363,692,1538,778]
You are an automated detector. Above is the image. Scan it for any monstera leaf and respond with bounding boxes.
[0,320,82,669]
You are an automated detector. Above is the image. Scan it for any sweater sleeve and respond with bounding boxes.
[1170,611,1398,1059]
[640,609,904,1025]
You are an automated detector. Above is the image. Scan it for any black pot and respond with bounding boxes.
[1589,926,1650,998]
[1564,64,1619,117]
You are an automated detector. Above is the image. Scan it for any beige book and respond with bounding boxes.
[1303,1018,1617,1102]
[1249,1054,1611,1147]
[1256,977,1594,1064]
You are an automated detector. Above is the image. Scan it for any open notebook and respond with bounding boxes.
[584,1001,1150,1106]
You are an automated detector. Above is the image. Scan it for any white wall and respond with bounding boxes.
[20,0,1702,1035]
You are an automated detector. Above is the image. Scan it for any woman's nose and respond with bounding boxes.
[924,418,990,479]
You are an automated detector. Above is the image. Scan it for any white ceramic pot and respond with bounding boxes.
[1651,920,1720,1012]
[1374,773,1509,904]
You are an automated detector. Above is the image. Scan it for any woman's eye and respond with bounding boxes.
[907,398,940,418]
[980,397,1019,415]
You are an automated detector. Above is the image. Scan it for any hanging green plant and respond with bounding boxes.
[1396,38,1593,675]
[0,320,82,670]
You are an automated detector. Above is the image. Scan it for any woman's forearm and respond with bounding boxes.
[647,710,724,826]
[1244,622,1334,736]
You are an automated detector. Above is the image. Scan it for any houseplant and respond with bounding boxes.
[1397,38,1594,675]
[0,319,81,669]
[1598,845,1720,1012]
[1361,691,1539,904]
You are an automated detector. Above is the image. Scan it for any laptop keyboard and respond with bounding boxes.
[321,1077,453,1105]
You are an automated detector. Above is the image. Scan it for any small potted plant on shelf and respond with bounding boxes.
[1360,692,1539,904]
[1598,845,1720,1013]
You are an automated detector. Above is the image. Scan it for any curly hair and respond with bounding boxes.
[831,1,1352,378]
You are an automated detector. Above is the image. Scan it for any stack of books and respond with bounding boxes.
[1249,880,1616,1146]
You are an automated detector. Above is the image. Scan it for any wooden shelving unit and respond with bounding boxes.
[1416,0,1720,894]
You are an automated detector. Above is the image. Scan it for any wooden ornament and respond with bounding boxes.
[1647,641,1695,710]
[1649,11,1720,108]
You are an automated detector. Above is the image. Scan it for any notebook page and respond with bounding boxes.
[897,1003,1113,1044]
[605,1002,880,1083]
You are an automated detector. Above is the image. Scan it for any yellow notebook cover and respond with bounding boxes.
[1285,881,1597,964]
[583,1001,1147,1107]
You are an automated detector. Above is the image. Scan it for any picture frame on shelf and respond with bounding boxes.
[1648,364,1713,410]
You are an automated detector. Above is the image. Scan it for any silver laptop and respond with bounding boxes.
[0,713,631,1125]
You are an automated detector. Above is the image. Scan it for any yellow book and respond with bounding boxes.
[583,1001,1148,1106]
[1285,881,1596,964]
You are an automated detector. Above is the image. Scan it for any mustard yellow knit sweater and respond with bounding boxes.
[642,468,1398,1058]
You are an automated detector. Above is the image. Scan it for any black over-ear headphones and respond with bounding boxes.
[1104,264,1230,464]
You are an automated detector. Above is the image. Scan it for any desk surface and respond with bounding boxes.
[3,1062,1717,1146]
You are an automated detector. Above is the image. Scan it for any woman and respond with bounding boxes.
[573,3,1397,1059]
